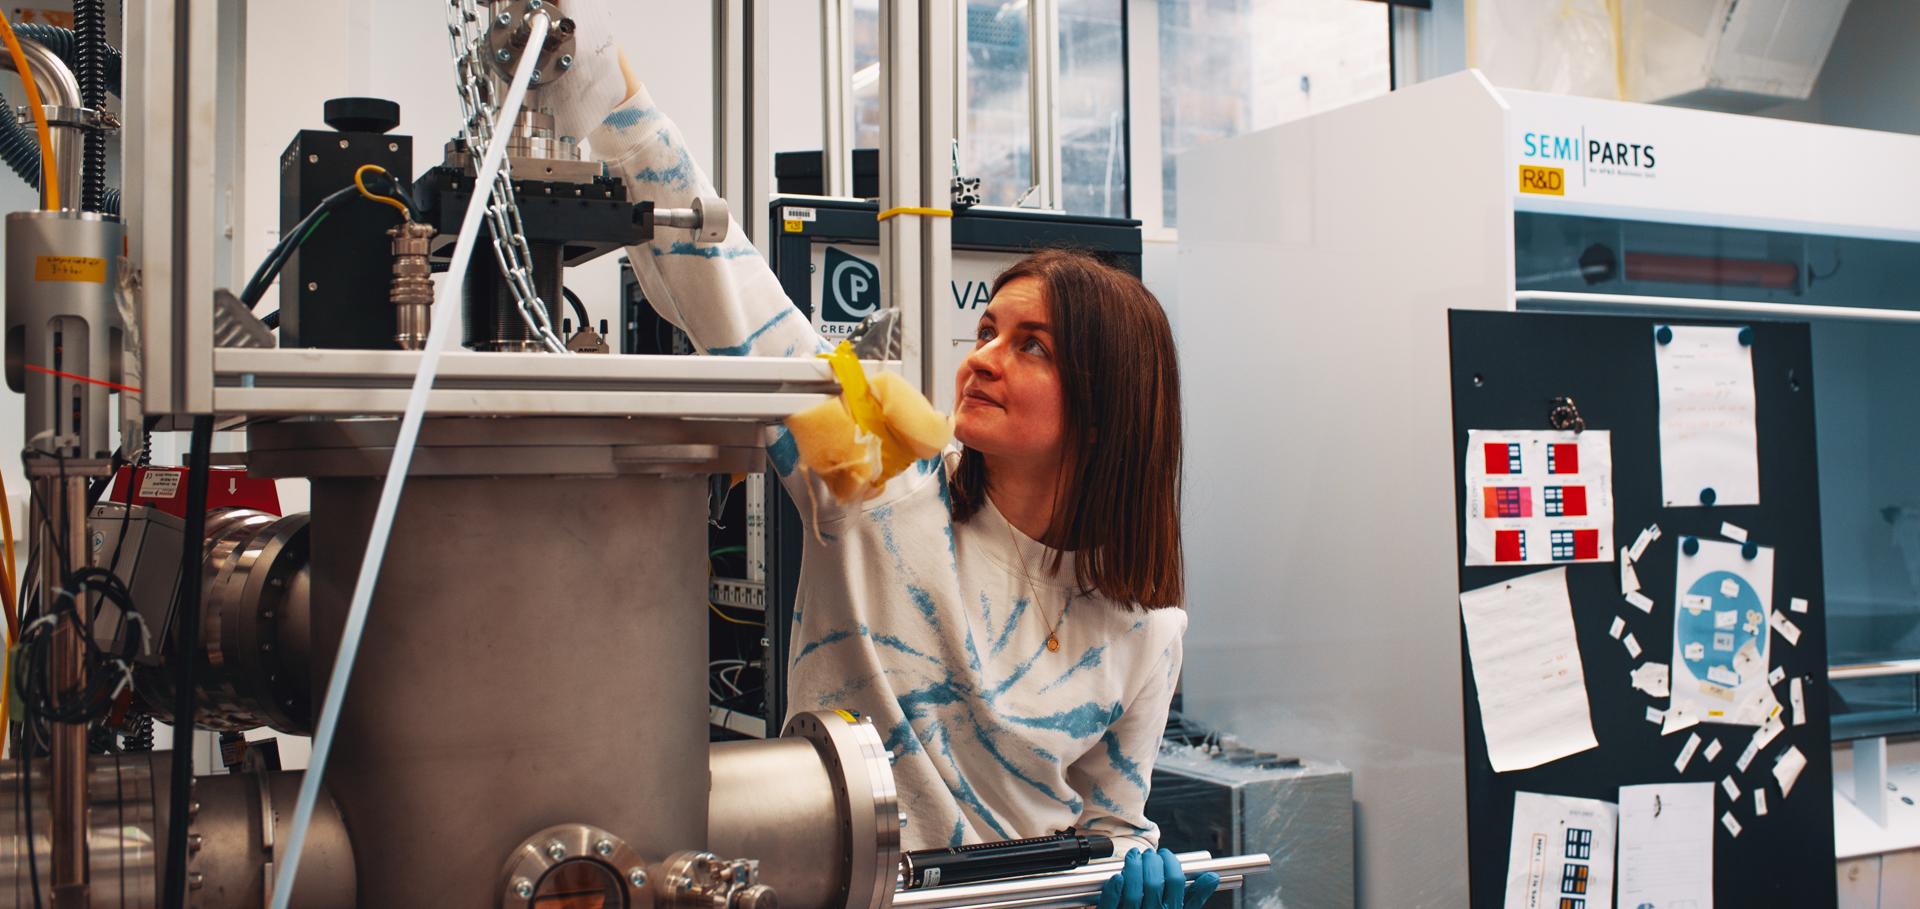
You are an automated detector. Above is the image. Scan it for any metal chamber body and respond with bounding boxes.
[0,753,354,907]
[255,417,748,906]
[709,714,902,909]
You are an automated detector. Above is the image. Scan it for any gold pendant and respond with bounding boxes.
[1046,633,1060,653]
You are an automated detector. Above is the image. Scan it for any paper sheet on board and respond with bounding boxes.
[1654,324,1760,508]
[1464,430,1615,566]
[1672,538,1775,727]
[1618,782,1714,909]
[1503,791,1617,909]
[1460,568,1599,772]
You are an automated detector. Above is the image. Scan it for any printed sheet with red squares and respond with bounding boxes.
[1464,430,1614,567]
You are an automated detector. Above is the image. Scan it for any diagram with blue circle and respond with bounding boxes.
[1677,569,1768,686]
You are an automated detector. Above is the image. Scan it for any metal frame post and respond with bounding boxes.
[918,0,955,393]
[123,0,180,413]
[1854,736,1889,827]
[878,0,953,392]
[1027,0,1061,209]
[1125,0,1162,231]
[821,0,855,197]
[715,0,772,253]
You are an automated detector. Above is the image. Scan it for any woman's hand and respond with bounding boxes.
[1095,849,1221,909]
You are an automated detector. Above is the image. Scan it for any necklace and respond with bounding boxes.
[1004,515,1068,653]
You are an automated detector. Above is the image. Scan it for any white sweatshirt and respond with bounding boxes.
[589,89,1185,852]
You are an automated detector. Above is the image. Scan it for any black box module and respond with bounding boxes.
[277,98,412,349]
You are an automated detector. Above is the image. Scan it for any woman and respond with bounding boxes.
[555,23,1214,909]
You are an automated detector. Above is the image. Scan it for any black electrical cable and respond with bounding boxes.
[75,0,107,212]
[260,310,280,329]
[365,167,416,216]
[562,287,590,330]
[161,415,213,909]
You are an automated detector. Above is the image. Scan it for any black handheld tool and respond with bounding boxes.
[902,831,1115,889]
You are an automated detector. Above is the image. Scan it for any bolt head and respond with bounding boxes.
[559,54,573,70]
[527,0,543,8]
[546,841,567,861]
[530,69,542,84]
[628,867,649,888]
[496,48,514,63]
[513,878,534,899]
[496,11,512,26]
[595,838,615,856]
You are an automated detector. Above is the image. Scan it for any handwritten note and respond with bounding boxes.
[1654,324,1760,508]
[1619,783,1714,909]
[1460,568,1599,772]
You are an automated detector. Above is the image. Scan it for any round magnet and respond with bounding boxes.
[1738,327,1753,346]
[1699,487,1717,506]
[1656,325,1673,345]
[1742,541,1759,560]
[1682,536,1700,556]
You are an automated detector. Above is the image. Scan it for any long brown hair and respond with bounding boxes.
[949,248,1184,609]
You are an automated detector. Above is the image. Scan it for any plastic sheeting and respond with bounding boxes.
[1470,0,1623,99]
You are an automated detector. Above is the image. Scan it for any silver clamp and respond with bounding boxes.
[17,105,119,131]
[656,196,731,245]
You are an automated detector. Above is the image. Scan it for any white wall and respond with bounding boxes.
[769,0,825,157]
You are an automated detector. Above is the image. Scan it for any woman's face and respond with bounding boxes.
[953,277,1068,466]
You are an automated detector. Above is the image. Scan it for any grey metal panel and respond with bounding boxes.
[1148,750,1354,909]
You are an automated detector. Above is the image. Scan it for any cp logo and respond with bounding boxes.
[822,247,881,324]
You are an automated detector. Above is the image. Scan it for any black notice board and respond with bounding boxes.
[1448,311,1835,909]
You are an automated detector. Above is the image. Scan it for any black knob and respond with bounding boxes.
[323,97,401,134]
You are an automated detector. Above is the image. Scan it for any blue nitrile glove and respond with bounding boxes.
[1096,848,1221,909]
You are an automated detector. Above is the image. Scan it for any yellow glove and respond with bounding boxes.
[784,342,952,503]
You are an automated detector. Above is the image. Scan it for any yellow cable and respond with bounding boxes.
[708,602,764,627]
[876,206,953,222]
[353,164,409,218]
[0,470,13,759]
[0,9,58,210]
[0,469,16,638]
[1608,0,1628,100]
[0,649,9,760]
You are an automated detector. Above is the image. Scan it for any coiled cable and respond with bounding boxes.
[73,0,107,212]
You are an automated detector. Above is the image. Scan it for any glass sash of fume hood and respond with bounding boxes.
[1512,212,1920,741]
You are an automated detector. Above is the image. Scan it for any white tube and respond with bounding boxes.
[1514,290,1920,324]
[265,13,555,908]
